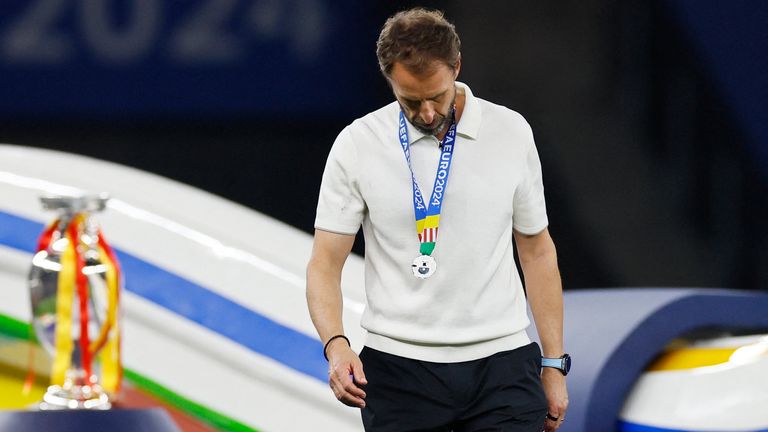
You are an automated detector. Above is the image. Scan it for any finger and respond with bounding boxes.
[544,413,559,432]
[341,373,367,399]
[334,363,366,398]
[332,383,366,407]
[340,390,366,408]
[556,413,566,430]
[352,359,368,385]
[331,366,366,399]
[552,406,567,425]
[544,419,556,432]
[545,412,566,431]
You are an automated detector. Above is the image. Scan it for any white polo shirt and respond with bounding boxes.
[315,82,549,362]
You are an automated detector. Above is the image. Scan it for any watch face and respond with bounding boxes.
[562,354,572,374]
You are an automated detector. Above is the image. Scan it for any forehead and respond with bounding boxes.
[389,62,454,99]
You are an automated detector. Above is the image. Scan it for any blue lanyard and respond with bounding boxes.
[397,109,457,254]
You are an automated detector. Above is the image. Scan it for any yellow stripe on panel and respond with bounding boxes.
[647,348,736,371]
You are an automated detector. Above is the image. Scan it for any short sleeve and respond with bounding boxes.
[512,132,549,235]
[314,127,366,235]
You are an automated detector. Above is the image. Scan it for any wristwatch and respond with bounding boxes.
[541,353,571,376]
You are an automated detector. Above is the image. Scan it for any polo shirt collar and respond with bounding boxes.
[403,81,482,145]
[455,81,480,140]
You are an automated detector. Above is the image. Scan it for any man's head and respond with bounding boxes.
[377,9,462,136]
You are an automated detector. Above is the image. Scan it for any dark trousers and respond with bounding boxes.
[360,342,548,432]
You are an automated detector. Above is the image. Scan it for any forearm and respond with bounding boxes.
[306,258,346,344]
[305,231,366,407]
[522,249,564,357]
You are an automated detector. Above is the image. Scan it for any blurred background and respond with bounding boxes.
[1,0,766,292]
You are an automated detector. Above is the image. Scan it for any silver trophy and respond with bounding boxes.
[28,194,120,410]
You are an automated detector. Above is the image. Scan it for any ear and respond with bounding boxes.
[454,53,462,79]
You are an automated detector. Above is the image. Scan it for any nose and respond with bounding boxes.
[418,102,436,125]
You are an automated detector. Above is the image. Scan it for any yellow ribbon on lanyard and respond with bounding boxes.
[51,222,77,385]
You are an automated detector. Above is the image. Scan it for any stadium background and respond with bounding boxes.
[0,0,766,292]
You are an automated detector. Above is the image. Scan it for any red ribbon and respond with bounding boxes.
[67,219,92,381]
[36,219,59,252]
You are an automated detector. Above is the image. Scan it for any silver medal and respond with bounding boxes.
[411,255,437,279]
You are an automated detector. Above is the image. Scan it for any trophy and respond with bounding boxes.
[28,194,122,410]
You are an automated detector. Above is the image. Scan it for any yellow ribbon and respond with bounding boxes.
[96,244,121,393]
[51,225,76,385]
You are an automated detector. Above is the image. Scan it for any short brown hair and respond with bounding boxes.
[376,8,461,76]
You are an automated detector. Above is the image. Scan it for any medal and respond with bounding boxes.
[411,255,437,279]
[397,108,457,279]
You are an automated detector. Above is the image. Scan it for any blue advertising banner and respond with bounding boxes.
[0,0,377,117]
[668,0,768,176]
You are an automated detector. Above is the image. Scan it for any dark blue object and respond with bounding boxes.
[0,0,375,117]
[667,1,768,177]
[0,408,180,432]
[528,288,768,432]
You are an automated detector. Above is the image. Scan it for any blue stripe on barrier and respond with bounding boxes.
[0,210,40,253]
[618,420,768,432]
[0,210,327,382]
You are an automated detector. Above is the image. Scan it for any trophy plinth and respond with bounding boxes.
[40,383,111,410]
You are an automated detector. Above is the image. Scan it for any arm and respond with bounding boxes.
[306,229,368,408]
[514,227,568,431]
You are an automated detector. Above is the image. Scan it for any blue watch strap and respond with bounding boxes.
[541,357,563,369]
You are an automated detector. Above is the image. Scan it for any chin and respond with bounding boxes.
[416,127,440,136]
[415,119,446,136]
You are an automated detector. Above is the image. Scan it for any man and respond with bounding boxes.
[307,8,568,432]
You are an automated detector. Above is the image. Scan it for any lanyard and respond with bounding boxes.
[397,108,457,256]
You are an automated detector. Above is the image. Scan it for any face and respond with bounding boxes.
[389,60,460,136]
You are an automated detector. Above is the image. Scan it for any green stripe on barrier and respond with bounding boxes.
[122,369,258,432]
[0,314,34,341]
[0,313,258,432]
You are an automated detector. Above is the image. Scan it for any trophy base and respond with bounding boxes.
[38,384,112,410]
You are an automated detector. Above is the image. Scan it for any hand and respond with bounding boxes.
[326,339,368,408]
[541,367,568,431]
